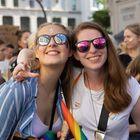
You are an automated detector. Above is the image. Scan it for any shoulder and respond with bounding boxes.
[0,77,37,103]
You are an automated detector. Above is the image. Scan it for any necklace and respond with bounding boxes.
[84,72,98,127]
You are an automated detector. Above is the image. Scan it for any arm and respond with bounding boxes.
[0,79,31,139]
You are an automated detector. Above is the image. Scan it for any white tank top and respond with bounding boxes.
[31,113,62,137]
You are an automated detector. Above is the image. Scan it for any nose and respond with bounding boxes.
[123,37,128,43]
[48,37,57,47]
[89,42,97,53]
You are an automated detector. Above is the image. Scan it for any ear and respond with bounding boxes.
[73,52,80,61]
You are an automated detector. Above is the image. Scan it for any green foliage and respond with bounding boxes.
[91,9,110,31]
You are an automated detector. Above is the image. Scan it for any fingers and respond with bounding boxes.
[13,63,26,77]
[13,63,39,81]
[25,71,39,78]
[60,121,69,140]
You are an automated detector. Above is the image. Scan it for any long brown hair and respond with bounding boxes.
[34,22,73,108]
[72,22,131,113]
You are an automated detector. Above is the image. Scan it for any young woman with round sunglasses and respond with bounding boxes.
[0,22,73,139]
[71,22,140,140]
[11,22,140,140]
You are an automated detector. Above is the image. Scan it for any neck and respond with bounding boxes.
[84,70,104,91]
[38,65,63,95]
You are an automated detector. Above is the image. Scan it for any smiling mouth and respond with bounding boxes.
[46,50,60,55]
[87,55,100,61]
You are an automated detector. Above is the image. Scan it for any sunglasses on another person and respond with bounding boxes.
[75,37,106,53]
[37,33,68,46]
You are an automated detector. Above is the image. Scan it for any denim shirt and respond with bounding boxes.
[0,77,63,139]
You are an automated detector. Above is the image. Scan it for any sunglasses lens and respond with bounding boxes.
[54,33,67,44]
[38,35,50,46]
[93,37,106,49]
[76,42,90,52]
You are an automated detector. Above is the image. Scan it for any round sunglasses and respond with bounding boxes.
[75,37,106,53]
[37,33,68,46]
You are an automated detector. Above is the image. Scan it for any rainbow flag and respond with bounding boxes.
[59,95,88,140]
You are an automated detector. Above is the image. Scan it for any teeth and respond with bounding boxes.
[47,51,59,55]
[88,56,99,60]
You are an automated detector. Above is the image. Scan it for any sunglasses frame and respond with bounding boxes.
[75,37,106,53]
[37,33,68,46]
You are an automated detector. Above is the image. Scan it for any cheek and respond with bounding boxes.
[75,51,86,61]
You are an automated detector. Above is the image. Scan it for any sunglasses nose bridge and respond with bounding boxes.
[88,40,98,52]
[48,36,57,47]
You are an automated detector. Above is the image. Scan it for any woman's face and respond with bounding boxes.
[124,29,140,49]
[35,24,71,67]
[19,32,31,48]
[74,28,107,71]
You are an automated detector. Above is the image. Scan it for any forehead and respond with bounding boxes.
[38,25,67,36]
[23,32,30,36]
[124,29,136,37]
[77,28,102,41]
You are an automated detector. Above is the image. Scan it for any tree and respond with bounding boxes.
[35,0,47,22]
[91,9,110,30]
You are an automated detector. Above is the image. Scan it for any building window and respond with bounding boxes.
[29,0,35,8]
[3,16,13,25]
[68,18,75,29]
[14,0,19,7]
[20,17,30,31]
[72,0,76,11]
[53,18,61,23]
[46,0,51,9]
[61,0,65,10]
[37,17,46,27]
[1,0,6,6]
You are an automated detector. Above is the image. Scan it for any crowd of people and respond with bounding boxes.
[0,21,140,140]
[0,29,31,83]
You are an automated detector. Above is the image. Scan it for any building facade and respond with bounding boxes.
[0,0,98,32]
[108,0,140,35]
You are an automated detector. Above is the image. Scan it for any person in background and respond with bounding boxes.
[0,22,73,139]
[16,29,31,50]
[4,44,15,61]
[126,55,140,139]
[9,30,31,73]
[0,39,8,81]
[119,23,140,140]
[118,23,140,69]
[2,44,15,80]
[123,23,140,60]
[0,71,5,85]
[0,39,6,61]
